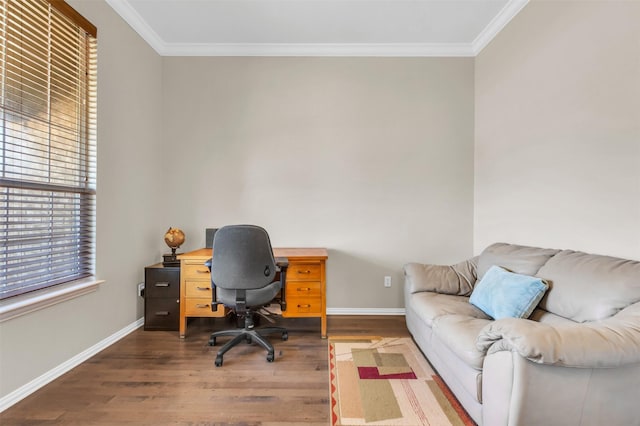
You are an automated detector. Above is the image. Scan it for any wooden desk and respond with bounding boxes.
[178,247,328,338]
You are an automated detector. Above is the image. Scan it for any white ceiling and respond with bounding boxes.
[105,0,529,56]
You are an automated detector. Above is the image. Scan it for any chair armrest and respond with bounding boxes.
[404,256,477,296]
[275,257,288,311]
[275,257,289,269]
[204,258,217,312]
[476,305,640,368]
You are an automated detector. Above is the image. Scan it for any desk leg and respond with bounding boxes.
[179,316,186,339]
[321,313,327,339]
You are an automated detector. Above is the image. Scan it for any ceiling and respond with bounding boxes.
[105,0,529,56]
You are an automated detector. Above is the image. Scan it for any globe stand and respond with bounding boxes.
[163,227,185,267]
[163,247,181,267]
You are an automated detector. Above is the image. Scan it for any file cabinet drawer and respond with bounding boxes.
[145,266,180,298]
[144,297,180,330]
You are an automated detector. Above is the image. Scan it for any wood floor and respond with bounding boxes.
[1,315,410,425]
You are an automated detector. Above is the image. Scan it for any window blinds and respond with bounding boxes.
[0,0,97,299]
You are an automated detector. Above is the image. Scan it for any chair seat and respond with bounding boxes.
[216,280,282,308]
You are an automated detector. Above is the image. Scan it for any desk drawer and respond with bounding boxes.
[288,263,321,281]
[184,298,225,317]
[184,280,213,298]
[183,263,211,280]
[286,281,321,298]
[285,297,322,315]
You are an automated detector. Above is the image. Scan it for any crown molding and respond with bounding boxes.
[472,0,529,55]
[105,0,166,53]
[107,0,528,57]
[159,42,474,57]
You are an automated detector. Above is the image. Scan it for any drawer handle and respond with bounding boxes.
[297,287,311,291]
[196,286,210,291]
[297,270,312,274]
[195,304,210,309]
[155,311,170,316]
[196,269,209,274]
[154,282,170,287]
[297,304,311,308]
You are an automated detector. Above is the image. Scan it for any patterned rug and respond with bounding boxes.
[329,337,476,426]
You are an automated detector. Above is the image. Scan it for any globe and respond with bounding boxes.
[164,227,185,253]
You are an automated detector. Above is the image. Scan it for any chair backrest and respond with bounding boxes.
[210,225,277,290]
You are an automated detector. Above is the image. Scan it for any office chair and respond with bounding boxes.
[207,225,288,367]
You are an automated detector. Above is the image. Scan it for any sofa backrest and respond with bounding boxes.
[477,243,560,280]
[536,250,640,322]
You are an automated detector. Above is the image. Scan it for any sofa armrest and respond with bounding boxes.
[476,302,640,368]
[403,256,478,296]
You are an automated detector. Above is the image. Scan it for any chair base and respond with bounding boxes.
[209,326,288,367]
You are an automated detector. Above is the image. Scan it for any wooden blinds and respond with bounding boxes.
[0,0,97,299]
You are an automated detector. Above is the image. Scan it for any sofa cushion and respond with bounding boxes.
[408,292,489,327]
[432,314,492,370]
[404,258,477,296]
[536,250,640,322]
[470,265,548,320]
[477,243,560,281]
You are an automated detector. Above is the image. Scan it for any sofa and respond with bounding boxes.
[403,243,640,426]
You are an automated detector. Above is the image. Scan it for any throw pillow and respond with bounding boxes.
[469,265,548,320]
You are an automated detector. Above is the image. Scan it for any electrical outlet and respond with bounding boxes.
[384,276,392,288]
[138,282,145,297]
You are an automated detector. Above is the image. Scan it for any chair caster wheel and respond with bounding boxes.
[282,332,288,341]
[267,353,274,362]
[209,337,216,346]
[215,356,223,367]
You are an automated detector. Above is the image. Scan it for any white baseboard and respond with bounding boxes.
[0,317,144,412]
[327,308,405,316]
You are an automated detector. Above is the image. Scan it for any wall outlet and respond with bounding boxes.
[384,276,392,288]
[138,282,145,297]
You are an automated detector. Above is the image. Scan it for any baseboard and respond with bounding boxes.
[327,308,405,316]
[0,317,144,412]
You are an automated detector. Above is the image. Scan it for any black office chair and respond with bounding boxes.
[207,225,288,367]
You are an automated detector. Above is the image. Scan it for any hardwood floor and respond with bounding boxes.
[1,315,410,425]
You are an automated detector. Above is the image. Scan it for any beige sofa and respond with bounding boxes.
[404,243,640,426]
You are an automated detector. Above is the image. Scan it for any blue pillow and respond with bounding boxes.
[469,265,548,320]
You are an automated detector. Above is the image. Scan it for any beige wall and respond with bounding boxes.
[161,57,475,309]
[0,1,164,398]
[0,6,475,401]
[9,0,639,405]
[474,1,640,259]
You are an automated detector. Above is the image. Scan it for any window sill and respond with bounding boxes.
[0,278,104,323]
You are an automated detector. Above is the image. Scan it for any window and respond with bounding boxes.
[0,0,97,300]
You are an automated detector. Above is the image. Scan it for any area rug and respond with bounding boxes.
[329,337,476,426]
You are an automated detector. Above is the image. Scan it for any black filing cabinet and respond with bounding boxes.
[144,264,180,330]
